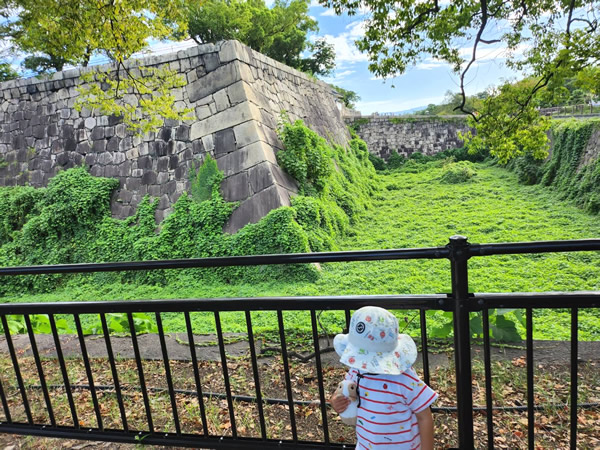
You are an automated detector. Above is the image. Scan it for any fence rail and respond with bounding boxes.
[0,236,599,449]
[538,103,600,116]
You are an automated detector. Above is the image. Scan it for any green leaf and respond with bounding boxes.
[491,315,522,342]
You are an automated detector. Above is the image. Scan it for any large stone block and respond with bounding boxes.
[190,101,259,140]
[233,121,261,148]
[187,61,243,104]
[218,40,252,65]
[214,128,236,155]
[248,161,275,194]
[224,185,291,234]
[221,172,250,202]
[216,140,271,177]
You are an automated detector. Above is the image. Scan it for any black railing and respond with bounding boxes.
[0,235,598,449]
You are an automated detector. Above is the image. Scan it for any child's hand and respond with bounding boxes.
[330,393,350,414]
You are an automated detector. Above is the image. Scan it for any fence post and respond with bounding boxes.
[448,235,474,449]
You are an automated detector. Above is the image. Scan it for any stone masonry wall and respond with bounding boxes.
[0,40,349,233]
[579,127,600,170]
[347,116,472,160]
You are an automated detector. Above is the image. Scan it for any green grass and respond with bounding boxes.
[2,162,600,340]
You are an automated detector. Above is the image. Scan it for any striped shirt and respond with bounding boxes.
[345,367,437,449]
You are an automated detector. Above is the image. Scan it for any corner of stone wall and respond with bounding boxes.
[186,41,302,233]
[0,39,357,234]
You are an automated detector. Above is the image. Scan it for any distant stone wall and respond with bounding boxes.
[0,40,349,232]
[347,116,472,160]
[579,127,600,169]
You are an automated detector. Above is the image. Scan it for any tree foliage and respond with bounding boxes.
[332,84,361,109]
[1,0,190,67]
[0,62,18,81]
[22,55,68,74]
[1,0,192,133]
[188,0,336,76]
[320,0,600,161]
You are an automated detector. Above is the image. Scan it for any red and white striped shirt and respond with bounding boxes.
[345,367,437,449]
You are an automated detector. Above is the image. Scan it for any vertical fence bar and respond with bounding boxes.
[526,308,534,450]
[183,312,209,436]
[24,314,55,426]
[100,313,128,432]
[482,308,494,450]
[276,310,298,442]
[74,315,103,431]
[448,235,474,449]
[155,312,181,435]
[214,311,237,439]
[127,313,154,433]
[48,314,79,428]
[419,309,430,386]
[244,311,267,439]
[1,315,32,424]
[311,310,330,445]
[570,307,579,450]
[0,374,11,423]
[344,310,351,333]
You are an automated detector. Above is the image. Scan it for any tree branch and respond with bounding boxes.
[565,0,577,39]
[479,38,501,44]
[396,0,440,41]
[570,17,597,32]
[454,0,490,121]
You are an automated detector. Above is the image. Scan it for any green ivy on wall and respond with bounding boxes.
[508,118,600,214]
[0,120,377,294]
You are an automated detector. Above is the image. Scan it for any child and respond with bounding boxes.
[330,306,437,450]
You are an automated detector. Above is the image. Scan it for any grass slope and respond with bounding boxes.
[2,162,600,340]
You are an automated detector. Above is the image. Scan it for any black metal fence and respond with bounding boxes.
[0,235,598,449]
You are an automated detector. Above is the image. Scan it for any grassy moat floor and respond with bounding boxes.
[4,163,600,341]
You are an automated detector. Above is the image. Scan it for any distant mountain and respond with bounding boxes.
[385,106,427,115]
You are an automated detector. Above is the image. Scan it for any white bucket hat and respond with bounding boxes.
[334,306,417,375]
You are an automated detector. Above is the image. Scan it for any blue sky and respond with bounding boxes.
[307,1,523,114]
[95,2,525,115]
[2,1,524,115]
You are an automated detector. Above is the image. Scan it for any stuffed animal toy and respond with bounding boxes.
[334,380,358,426]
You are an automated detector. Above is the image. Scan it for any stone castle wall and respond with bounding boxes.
[347,116,472,160]
[0,40,349,232]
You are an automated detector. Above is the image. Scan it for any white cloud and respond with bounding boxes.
[321,8,337,16]
[337,69,355,77]
[322,69,356,84]
[416,61,448,70]
[321,19,368,65]
[345,20,366,37]
[323,33,368,64]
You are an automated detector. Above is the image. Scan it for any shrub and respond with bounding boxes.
[0,186,44,245]
[508,154,544,185]
[439,161,477,184]
[368,152,386,171]
[522,118,600,215]
[387,151,406,170]
[189,154,222,202]
[276,120,333,193]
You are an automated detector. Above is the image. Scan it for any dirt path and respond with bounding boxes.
[0,333,598,366]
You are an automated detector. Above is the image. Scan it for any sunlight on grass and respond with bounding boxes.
[2,163,600,340]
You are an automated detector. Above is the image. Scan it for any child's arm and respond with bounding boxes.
[415,407,434,450]
[329,392,350,413]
